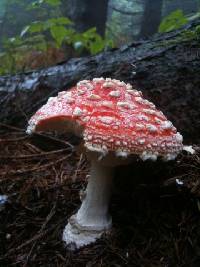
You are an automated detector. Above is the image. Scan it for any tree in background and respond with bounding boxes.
[106,0,144,46]
[106,0,163,43]
[106,0,199,44]
[63,0,109,37]
[139,0,163,38]
[0,0,7,49]
[0,0,112,75]
[0,0,37,49]
[0,0,199,75]
[0,0,6,18]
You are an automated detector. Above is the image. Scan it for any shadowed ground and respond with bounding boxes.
[0,124,200,267]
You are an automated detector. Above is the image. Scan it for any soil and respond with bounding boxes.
[0,123,200,267]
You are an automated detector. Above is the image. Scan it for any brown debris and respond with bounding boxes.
[0,124,200,267]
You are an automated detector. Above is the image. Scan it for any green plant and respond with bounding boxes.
[72,28,113,55]
[155,23,200,50]
[0,0,113,75]
[20,15,112,54]
[181,25,200,41]
[0,34,47,75]
[159,9,188,33]
[21,17,74,48]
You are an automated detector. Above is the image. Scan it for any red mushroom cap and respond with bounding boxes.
[27,78,183,161]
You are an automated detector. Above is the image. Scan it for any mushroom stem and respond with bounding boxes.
[77,161,113,228]
[63,160,113,249]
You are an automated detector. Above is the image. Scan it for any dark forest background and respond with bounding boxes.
[0,0,199,75]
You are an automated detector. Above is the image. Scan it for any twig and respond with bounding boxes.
[0,148,71,159]
[1,154,72,176]
[0,122,24,132]
[23,201,57,266]
[1,229,49,259]
[0,136,29,143]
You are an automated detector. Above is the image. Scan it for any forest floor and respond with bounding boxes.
[0,123,200,267]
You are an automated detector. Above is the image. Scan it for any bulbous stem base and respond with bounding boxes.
[63,161,113,249]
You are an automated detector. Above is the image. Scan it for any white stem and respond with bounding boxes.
[63,160,113,249]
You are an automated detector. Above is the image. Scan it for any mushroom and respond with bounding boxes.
[27,78,183,249]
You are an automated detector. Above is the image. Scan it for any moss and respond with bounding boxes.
[154,25,200,48]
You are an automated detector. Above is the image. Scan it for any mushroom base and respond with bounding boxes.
[63,214,112,250]
[63,160,113,249]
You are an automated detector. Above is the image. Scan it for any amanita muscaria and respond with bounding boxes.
[27,78,184,249]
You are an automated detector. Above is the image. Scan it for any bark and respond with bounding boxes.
[139,0,163,38]
[63,0,109,36]
[0,19,200,144]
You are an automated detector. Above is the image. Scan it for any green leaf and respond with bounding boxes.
[21,22,44,36]
[89,38,105,55]
[47,17,73,26]
[195,25,200,34]
[29,22,44,33]
[44,0,61,6]
[159,9,188,33]
[3,36,23,48]
[82,27,97,38]
[55,17,73,25]
[50,25,68,47]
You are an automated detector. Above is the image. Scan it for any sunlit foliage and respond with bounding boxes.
[159,9,188,33]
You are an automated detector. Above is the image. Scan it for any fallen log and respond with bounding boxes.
[0,19,200,143]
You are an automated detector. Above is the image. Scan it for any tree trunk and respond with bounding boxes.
[0,19,200,144]
[139,0,163,38]
[63,0,109,36]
